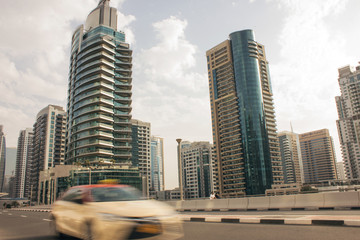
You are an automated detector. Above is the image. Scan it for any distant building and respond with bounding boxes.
[179,141,214,199]
[155,188,181,201]
[299,129,338,183]
[278,131,303,184]
[5,147,16,176]
[206,29,282,197]
[150,136,165,192]
[0,126,6,192]
[131,119,151,196]
[29,105,66,202]
[14,128,33,198]
[336,161,347,180]
[336,64,360,179]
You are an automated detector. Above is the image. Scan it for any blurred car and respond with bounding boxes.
[50,184,183,240]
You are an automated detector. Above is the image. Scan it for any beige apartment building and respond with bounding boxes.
[336,64,360,179]
[299,129,337,183]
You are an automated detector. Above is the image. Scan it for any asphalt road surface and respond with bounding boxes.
[1,210,360,240]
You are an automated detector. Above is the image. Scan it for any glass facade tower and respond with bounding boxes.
[206,30,282,197]
[150,136,165,192]
[66,0,133,166]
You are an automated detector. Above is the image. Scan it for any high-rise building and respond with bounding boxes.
[65,0,133,167]
[14,128,33,198]
[336,64,360,179]
[131,119,151,195]
[179,141,214,199]
[29,105,66,202]
[5,147,16,176]
[150,136,165,192]
[299,129,337,183]
[206,29,282,197]
[336,161,347,180]
[0,126,6,192]
[278,131,303,184]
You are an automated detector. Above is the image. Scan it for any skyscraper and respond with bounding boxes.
[29,105,66,202]
[278,131,303,184]
[0,126,6,192]
[66,0,133,166]
[131,119,151,195]
[336,64,360,179]
[179,141,214,199]
[336,161,347,180]
[206,30,282,197]
[299,129,337,183]
[150,136,165,192]
[14,128,33,198]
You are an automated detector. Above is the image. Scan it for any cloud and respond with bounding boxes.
[117,12,136,45]
[269,0,354,160]
[132,16,211,189]
[0,0,136,147]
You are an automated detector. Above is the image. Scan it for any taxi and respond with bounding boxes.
[50,183,183,240]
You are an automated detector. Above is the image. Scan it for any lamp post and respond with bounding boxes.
[176,138,184,200]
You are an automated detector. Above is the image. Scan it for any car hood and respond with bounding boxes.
[87,200,176,217]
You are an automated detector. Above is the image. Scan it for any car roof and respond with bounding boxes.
[70,184,130,189]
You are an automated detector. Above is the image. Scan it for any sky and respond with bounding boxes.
[1,0,360,190]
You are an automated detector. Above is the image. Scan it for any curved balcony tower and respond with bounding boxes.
[66,0,132,166]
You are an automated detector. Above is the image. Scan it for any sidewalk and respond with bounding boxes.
[180,214,360,227]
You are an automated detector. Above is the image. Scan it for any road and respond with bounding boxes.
[1,210,360,240]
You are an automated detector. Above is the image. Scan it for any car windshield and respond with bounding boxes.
[91,187,144,202]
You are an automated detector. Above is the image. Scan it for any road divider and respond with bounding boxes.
[165,192,360,212]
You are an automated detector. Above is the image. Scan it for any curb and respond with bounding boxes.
[8,208,51,212]
[178,207,360,212]
[180,216,360,227]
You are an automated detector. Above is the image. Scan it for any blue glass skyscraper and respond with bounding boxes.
[206,30,282,197]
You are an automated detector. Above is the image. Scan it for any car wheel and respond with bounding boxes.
[83,223,93,240]
[50,217,66,239]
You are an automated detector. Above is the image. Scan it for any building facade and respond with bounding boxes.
[131,119,151,195]
[206,29,282,197]
[150,136,165,192]
[0,126,6,192]
[336,161,347,180]
[65,0,133,167]
[278,131,303,184]
[336,64,360,179]
[14,128,33,198]
[299,129,337,183]
[29,105,66,202]
[179,141,214,199]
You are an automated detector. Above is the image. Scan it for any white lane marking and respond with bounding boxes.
[43,219,52,222]
[20,215,27,218]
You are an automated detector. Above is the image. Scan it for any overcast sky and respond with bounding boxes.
[1,0,359,189]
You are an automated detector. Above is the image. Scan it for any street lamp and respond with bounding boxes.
[176,138,184,200]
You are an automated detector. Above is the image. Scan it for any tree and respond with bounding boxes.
[11,201,20,208]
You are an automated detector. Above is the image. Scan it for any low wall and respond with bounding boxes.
[164,192,360,211]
